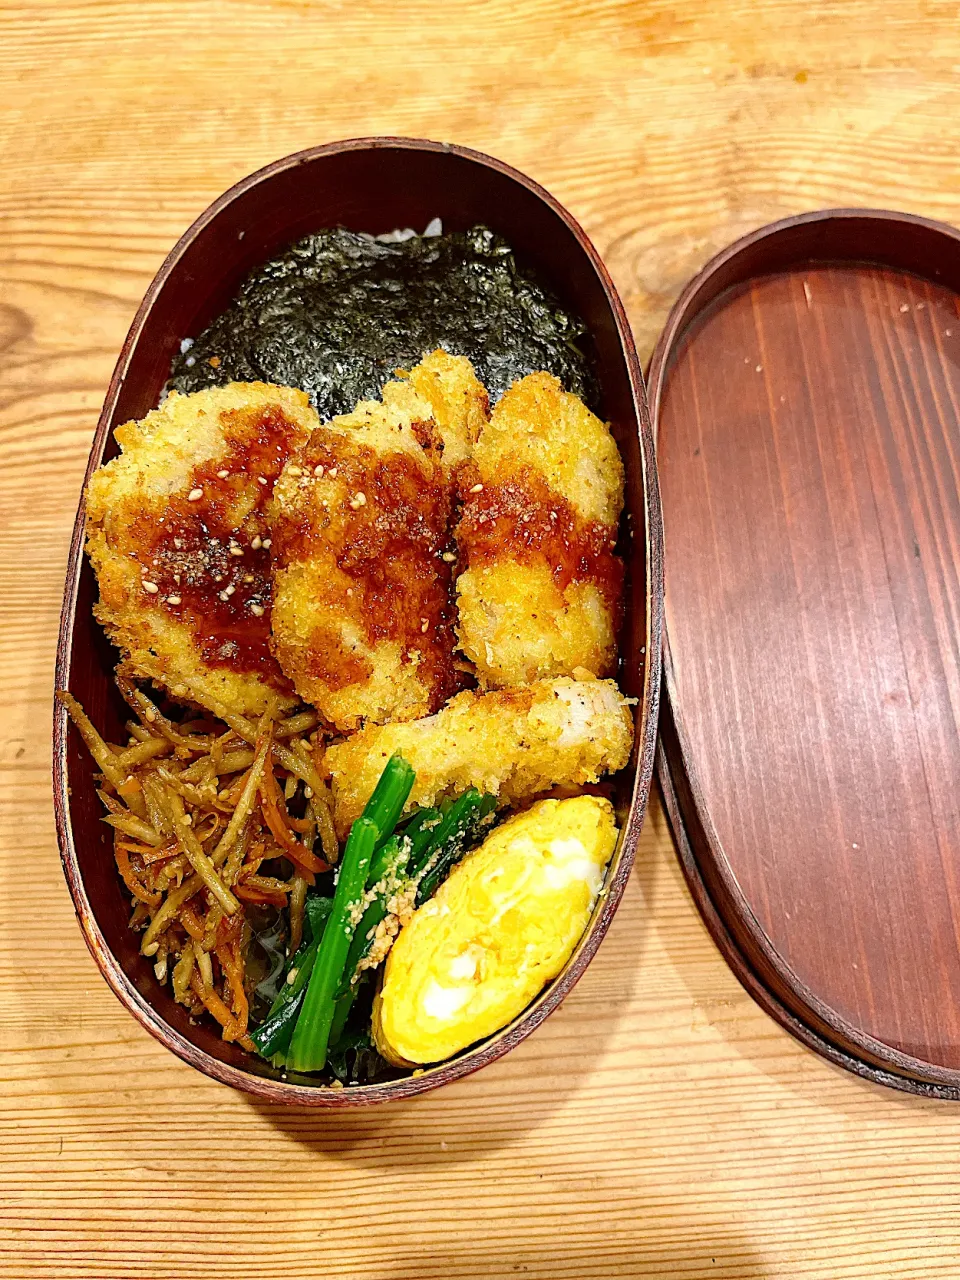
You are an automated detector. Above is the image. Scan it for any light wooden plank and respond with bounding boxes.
[6,2,960,1276]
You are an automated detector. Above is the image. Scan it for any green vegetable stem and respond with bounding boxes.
[285,753,415,1073]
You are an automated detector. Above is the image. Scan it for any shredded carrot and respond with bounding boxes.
[190,972,243,1041]
[65,683,339,1051]
[180,905,206,942]
[216,942,249,1033]
[234,884,289,907]
[139,838,180,867]
[114,846,161,908]
[258,767,329,874]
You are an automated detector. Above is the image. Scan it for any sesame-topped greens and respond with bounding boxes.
[270,754,498,1077]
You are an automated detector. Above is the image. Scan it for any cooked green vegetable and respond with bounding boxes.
[327,791,497,1051]
[285,753,416,1074]
[250,898,333,1060]
[414,790,497,900]
[327,835,412,1048]
[286,817,378,1073]
[363,755,416,847]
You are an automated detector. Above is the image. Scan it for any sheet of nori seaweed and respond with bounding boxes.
[169,226,597,417]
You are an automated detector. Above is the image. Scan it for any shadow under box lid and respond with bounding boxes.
[650,208,960,1098]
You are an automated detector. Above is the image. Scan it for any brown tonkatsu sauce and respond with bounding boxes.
[270,428,463,709]
[131,405,304,688]
[456,465,624,607]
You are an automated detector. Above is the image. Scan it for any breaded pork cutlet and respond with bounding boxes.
[455,372,625,687]
[326,676,634,837]
[268,375,465,733]
[85,383,318,717]
[383,348,489,473]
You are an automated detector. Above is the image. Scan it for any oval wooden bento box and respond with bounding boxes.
[52,139,664,1105]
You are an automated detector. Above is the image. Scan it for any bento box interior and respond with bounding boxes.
[58,141,655,1088]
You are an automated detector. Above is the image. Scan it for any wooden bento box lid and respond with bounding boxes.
[650,208,960,1097]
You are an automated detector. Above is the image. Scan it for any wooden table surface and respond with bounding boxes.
[5,2,960,1276]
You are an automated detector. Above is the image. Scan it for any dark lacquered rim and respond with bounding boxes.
[53,137,664,1106]
[649,206,960,1099]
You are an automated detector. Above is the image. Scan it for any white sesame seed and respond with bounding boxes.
[187,488,204,502]
[349,492,367,509]
[288,465,303,477]
[249,602,265,617]
[421,618,429,633]
[304,786,313,799]
[224,583,236,597]
[229,543,244,556]
[346,588,353,597]
[217,470,229,479]
[143,581,159,594]
[262,538,271,549]
[441,551,456,562]
[314,464,325,476]
[173,538,183,550]
[250,535,262,550]
[167,595,182,606]
[219,590,230,601]
[182,813,192,826]
[243,574,254,583]
[328,467,338,478]
[257,476,267,486]
[470,482,484,493]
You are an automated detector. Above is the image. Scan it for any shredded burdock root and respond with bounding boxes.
[57,676,338,1049]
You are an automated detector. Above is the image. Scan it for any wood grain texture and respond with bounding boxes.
[8,1,960,1276]
[653,211,960,1092]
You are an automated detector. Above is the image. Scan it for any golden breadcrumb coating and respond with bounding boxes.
[384,349,488,472]
[85,383,318,716]
[326,676,634,837]
[268,388,463,733]
[475,371,623,526]
[455,372,625,688]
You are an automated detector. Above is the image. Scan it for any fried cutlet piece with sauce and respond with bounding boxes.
[326,676,634,837]
[383,349,489,472]
[455,372,625,688]
[268,386,463,733]
[85,383,318,717]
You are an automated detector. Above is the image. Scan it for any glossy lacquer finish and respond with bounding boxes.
[651,209,960,1096]
[53,139,663,1106]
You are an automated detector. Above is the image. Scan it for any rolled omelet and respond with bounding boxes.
[373,795,618,1065]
